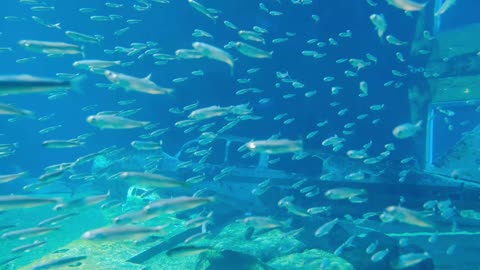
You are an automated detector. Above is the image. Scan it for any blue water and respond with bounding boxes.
[0,0,478,269]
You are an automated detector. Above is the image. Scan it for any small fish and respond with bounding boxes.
[188,0,218,22]
[235,41,272,59]
[381,206,435,228]
[386,35,408,46]
[131,140,162,150]
[391,252,430,269]
[12,239,46,253]
[245,139,303,154]
[0,103,34,117]
[241,216,288,229]
[143,196,215,216]
[113,210,156,225]
[307,206,331,215]
[38,213,79,226]
[371,248,390,262]
[435,0,455,16]
[104,71,174,95]
[0,171,28,184]
[166,245,212,257]
[54,191,110,211]
[19,40,83,55]
[238,30,265,44]
[82,225,169,241]
[314,218,338,237]
[0,195,58,211]
[42,139,85,149]
[32,255,87,270]
[325,188,367,200]
[86,115,149,129]
[2,226,60,240]
[369,14,387,38]
[0,75,76,96]
[392,121,422,139]
[73,59,120,70]
[192,42,234,73]
[117,171,188,188]
[188,104,251,121]
[65,31,102,44]
[386,0,428,11]
[366,240,379,254]
[184,231,210,244]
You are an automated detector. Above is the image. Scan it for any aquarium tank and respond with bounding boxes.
[0,0,479,270]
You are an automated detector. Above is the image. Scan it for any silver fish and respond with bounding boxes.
[18,39,83,55]
[82,225,169,241]
[0,75,75,96]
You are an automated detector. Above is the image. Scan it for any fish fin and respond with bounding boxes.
[80,45,86,59]
[143,74,152,81]
[70,74,87,95]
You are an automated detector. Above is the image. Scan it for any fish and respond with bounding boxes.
[104,70,174,95]
[435,0,456,16]
[282,201,310,217]
[11,239,46,253]
[187,0,218,22]
[38,213,79,226]
[192,42,234,73]
[371,248,390,262]
[65,30,102,44]
[0,195,59,211]
[392,121,422,139]
[0,103,35,117]
[143,196,215,216]
[131,140,162,150]
[391,252,430,269]
[0,256,21,267]
[381,206,435,228]
[314,218,339,237]
[54,191,110,211]
[0,75,77,96]
[166,245,212,257]
[86,115,150,129]
[73,59,121,70]
[116,171,188,188]
[113,210,156,225]
[82,224,169,241]
[235,41,273,59]
[386,35,408,46]
[241,216,288,229]
[175,49,205,59]
[184,231,210,244]
[18,39,83,55]
[42,139,85,149]
[245,139,303,154]
[32,255,87,270]
[188,104,252,121]
[2,226,60,240]
[369,14,387,38]
[386,0,428,11]
[238,30,265,44]
[0,171,28,184]
[324,188,367,201]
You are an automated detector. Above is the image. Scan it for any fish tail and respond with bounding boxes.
[70,74,87,95]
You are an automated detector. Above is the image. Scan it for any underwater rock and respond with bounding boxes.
[297,221,434,270]
[268,249,354,270]
[195,249,276,270]
[213,222,305,261]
